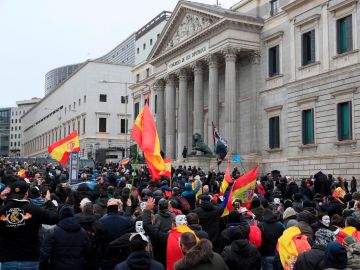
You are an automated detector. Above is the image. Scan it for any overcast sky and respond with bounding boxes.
[0,0,236,108]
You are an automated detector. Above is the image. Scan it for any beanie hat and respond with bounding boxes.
[315,229,336,247]
[80,198,92,209]
[229,223,250,239]
[10,180,29,199]
[283,207,297,221]
[286,219,299,228]
[59,205,74,220]
[324,242,348,269]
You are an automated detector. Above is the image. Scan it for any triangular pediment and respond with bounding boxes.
[149,1,223,61]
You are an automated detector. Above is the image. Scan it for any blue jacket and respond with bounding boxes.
[114,251,164,270]
[100,212,133,245]
[181,181,201,209]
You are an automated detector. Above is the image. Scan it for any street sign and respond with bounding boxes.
[69,152,79,184]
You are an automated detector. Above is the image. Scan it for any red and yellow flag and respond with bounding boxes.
[131,103,165,180]
[221,166,258,217]
[48,130,80,164]
[219,164,232,196]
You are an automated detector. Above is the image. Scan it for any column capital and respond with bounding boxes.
[153,79,166,90]
[206,54,220,68]
[176,68,191,80]
[164,74,177,85]
[249,50,261,65]
[191,61,206,75]
[222,45,238,61]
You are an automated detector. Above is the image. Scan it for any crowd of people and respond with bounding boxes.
[0,157,360,270]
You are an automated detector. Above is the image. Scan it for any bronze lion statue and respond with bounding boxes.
[189,133,213,156]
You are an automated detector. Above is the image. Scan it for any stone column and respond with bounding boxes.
[165,74,176,159]
[192,61,204,138]
[154,79,165,152]
[207,54,219,144]
[224,46,238,152]
[177,69,189,159]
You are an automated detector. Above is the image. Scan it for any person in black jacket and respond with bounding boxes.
[114,233,164,270]
[0,179,58,270]
[186,212,209,239]
[193,194,223,243]
[320,196,342,218]
[294,228,336,270]
[40,205,91,270]
[258,209,285,270]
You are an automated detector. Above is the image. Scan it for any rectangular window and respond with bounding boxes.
[137,48,139,54]
[268,45,280,77]
[121,96,128,104]
[73,102,76,109]
[337,101,352,141]
[84,95,87,103]
[270,0,279,16]
[99,117,107,133]
[150,39,153,45]
[134,102,140,120]
[155,94,158,114]
[302,109,314,145]
[269,116,280,149]
[136,74,140,83]
[337,15,353,54]
[302,30,315,66]
[99,94,107,102]
[64,127,66,138]
[78,120,80,132]
[120,119,128,134]
[146,68,150,78]
[78,98,81,106]
[83,118,86,134]
[143,43,146,50]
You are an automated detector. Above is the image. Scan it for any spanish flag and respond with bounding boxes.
[48,130,80,164]
[219,164,232,196]
[221,166,258,217]
[131,103,165,180]
[159,158,172,178]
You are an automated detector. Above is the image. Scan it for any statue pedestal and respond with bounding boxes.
[174,156,215,170]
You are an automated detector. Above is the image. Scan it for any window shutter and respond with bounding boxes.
[336,20,341,54]
[349,101,353,140]
[302,110,306,144]
[275,116,280,148]
[275,45,280,75]
[269,48,274,76]
[346,15,353,51]
[310,30,316,63]
[337,103,342,140]
[269,118,273,148]
[301,34,306,65]
[310,109,315,144]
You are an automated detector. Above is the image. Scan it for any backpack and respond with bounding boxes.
[179,197,191,212]
[249,224,262,249]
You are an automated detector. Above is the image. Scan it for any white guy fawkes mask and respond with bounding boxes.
[135,221,145,234]
[321,215,331,227]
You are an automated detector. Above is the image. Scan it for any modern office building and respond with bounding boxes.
[44,34,136,95]
[130,0,360,178]
[9,98,41,157]
[0,108,11,157]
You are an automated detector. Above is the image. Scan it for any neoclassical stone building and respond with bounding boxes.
[132,0,360,179]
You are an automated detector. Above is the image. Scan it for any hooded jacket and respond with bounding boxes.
[114,251,164,270]
[222,239,261,270]
[40,214,91,270]
[294,245,325,270]
[154,210,175,233]
[181,181,201,210]
[193,201,223,242]
[174,239,228,270]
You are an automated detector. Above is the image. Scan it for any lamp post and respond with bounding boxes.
[99,80,149,158]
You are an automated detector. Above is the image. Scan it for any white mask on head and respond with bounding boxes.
[135,221,145,234]
[321,215,330,227]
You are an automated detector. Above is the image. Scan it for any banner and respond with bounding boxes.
[69,152,79,184]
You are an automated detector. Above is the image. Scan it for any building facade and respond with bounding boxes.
[45,34,136,96]
[9,98,41,157]
[22,61,132,160]
[0,108,11,157]
[134,0,360,178]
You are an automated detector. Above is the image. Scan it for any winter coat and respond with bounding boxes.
[193,201,223,243]
[114,251,164,270]
[285,182,299,199]
[181,181,201,210]
[314,171,331,196]
[299,186,313,201]
[40,217,91,270]
[221,239,261,270]
[347,242,360,270]
[100,212,133,245]
[154,210,175,232]
[294,245,325,270]
[258,211,285,257]
[251,206,265,222]
[142,209,168,266]
[188,224,209,239]
[321,201,342,218]
[174,239,228,270]
[0,199,58,262]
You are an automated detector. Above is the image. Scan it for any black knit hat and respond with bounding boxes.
[10,180,29,199]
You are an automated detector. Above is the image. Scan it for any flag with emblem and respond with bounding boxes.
[131,102,166,180]
[48,130,80,164]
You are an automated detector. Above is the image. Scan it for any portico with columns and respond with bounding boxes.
[148,1,263,161]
